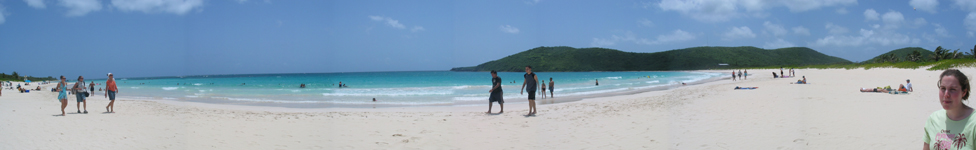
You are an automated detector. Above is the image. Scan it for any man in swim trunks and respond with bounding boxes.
[487,70,503,114]
[549,77,554,98]
[521,66,538,115]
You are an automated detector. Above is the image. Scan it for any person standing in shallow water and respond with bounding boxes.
[540,80,546,99]
[548,78,554,98]
[923,69,976,150]
[520,66,538,116]
[487,70,503,114]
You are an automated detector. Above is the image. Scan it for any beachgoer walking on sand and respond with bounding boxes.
[780,67,784,77]
[907,79,914,92]
[57,76,68,116]
[487,70,503,114]
[73,76,88,114]
[732,71,736,81]
[520,66,539,115]
[922,69,976,149]
[790,68,794,76]
[738,70,743,80]
[549,78,554,98]
[105,73,118,113]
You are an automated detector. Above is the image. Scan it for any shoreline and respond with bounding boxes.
[106,71,726,109]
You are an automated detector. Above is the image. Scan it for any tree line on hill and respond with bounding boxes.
[0,72,56,81]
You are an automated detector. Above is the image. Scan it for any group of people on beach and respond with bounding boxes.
[732,70,748,81]
[486,66,556,116]
[53,73,118,116]
[859,79,913,93]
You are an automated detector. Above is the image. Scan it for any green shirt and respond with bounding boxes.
[924,109,976,150]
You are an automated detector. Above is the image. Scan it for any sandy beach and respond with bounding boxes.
[0,68,956,149]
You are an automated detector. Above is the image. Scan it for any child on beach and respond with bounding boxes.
[521,66,538,116]
[487,70,503,114]
[922,69,976,149]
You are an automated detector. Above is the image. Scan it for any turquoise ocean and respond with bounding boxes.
[89,71,724,108]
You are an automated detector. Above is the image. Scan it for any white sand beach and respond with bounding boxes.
[0,68,957,149]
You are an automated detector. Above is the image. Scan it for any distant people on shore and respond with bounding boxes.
[373,98,376,102]
[487,70,503,114]
[548,78,554,98]
[780,67,784,77]
[89,81,95,96]
[792,76,807,84]
[520,66,538,116]
[906,79,913,92]
[772,72,778,78]
[922,69,975,150]
[105,73,118,113]
[738,70,743,80]
[744,70,748,80]
[300,83,306,88]
[57,76,68,116]
[732,71,737,81]
[540,80,546,99]
[790,68,795,76]
[72,76,88,114]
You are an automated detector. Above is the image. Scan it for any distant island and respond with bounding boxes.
[451,46,852,72]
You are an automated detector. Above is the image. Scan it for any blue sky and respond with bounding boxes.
[2,0,976,78]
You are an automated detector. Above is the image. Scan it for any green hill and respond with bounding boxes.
[864,47,934,63]
[451,46,852,72]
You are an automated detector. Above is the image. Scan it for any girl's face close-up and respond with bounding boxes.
[940,75,967,110]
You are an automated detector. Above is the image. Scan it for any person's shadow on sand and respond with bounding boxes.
[485,112,503,115]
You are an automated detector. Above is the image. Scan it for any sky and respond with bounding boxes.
[2,0,976,79]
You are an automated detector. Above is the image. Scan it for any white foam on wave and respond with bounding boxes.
[605,76,622,79]
[645,80,660,84]
[162,87,179,90]
[193,83,203,86]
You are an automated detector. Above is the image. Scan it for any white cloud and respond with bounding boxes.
[61,0,102,17]
[368,16,406,29]
[590,30,696,47]
[933,23,951,37]
[499,25,519,34]
[781,0,857,12]
[966,12,976,32]
[110,0,204,15]
[524,0,541,5]
[657,0,856,22]
[25,0,46,8]
[954,0,976,12]
[639,18,654,27]
[764,39,795,49]
[763,21,788,37]
[969,31,975,37]
[863,9,879,21]
[0,4,5,25]
[792,26,810,36]
[825,23,849,34]
[910,0,939,13]
[835,8,848,14]
[912,18,928,28]
[812,28,917,47]
[881,10,905,29]
[722,26,756,40]
[411,26,425,32]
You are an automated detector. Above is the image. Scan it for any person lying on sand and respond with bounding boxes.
[860,87,889,93]
[734,86,758,90]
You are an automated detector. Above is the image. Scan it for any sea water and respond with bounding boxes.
[91,71,723,107]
